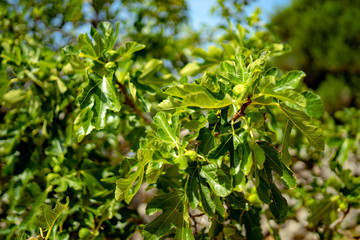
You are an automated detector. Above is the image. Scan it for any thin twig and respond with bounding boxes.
[231,95,252,122]
[329,204,351,230]
[114,77,152,125]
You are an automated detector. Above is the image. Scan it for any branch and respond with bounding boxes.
[329,204,351,230]
[115,77,152,125]
[231,95,252,122]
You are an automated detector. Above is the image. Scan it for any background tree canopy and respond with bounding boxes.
[271,0,360,113]
[0,0,359,240]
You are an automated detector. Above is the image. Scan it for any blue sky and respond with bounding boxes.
[188,0,291,29]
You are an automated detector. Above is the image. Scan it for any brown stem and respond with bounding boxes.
[231,95,252,122]
[115,79,152,125]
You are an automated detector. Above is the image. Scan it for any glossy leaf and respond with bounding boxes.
[75,72,121,141]
[153,112,179,147]
[199,163,232,197]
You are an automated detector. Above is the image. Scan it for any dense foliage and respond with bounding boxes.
[1,0,359,239]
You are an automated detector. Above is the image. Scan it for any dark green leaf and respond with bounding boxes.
[143,191,186,240]
[199,177,216,217]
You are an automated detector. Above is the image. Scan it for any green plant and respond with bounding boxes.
[2,1,359,239]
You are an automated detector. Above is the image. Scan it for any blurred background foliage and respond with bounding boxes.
[270,0,360,114]
[0,0,360,239]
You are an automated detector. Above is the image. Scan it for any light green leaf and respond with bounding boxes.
[250,142,265,169]
[200,164,232,197]
[146,162,163,184]
[99,21,119,51]
[75,72,121,141]
[263,90,306,108]
[304,90,324,118]
[240,143,252,175]
[78,33,101,59]
[274,70,306,92]
[36,197,69,232]
[139,59,163,80]
[115,149,152,204]
[180,62,202,76]
[279,103,324,150]
[163,84,232,108]
[118,41,146,58]
[153,112,179,147]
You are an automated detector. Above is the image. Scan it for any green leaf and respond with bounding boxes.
[153,112,179,147]
[78,33,102,59]
[257,170,288,220]
[146,162,163,184]
[0,71,10,101]
[243,207,263,240]
[258,141,296,189]
[226,192,249,210]
[143,191,186,240]
[180,62,202,76]
[279,103,324,150]
[268,182,288,220]
[139,59,163,80]
[75,72,121,141]
[263,90,306,108]
[274,70,306,92]
[36,197,70,232]
[163,84,232,108]
[208,135,232,161]
[185,163,200,209]
[199,163,232,197]
[199,177,216,217]
[303,90,324,118]
[115,149,152,204]
[240,143,252,175]
[250,142,265,169]
[118,41,146,58]
[99,21,119,52]
[281,120,293,167]
[62,45,79,55]
[197,128,215,155]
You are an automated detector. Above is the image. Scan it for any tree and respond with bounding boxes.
[1,1,359,240]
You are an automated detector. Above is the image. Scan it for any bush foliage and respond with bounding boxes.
[1,0,359,239]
